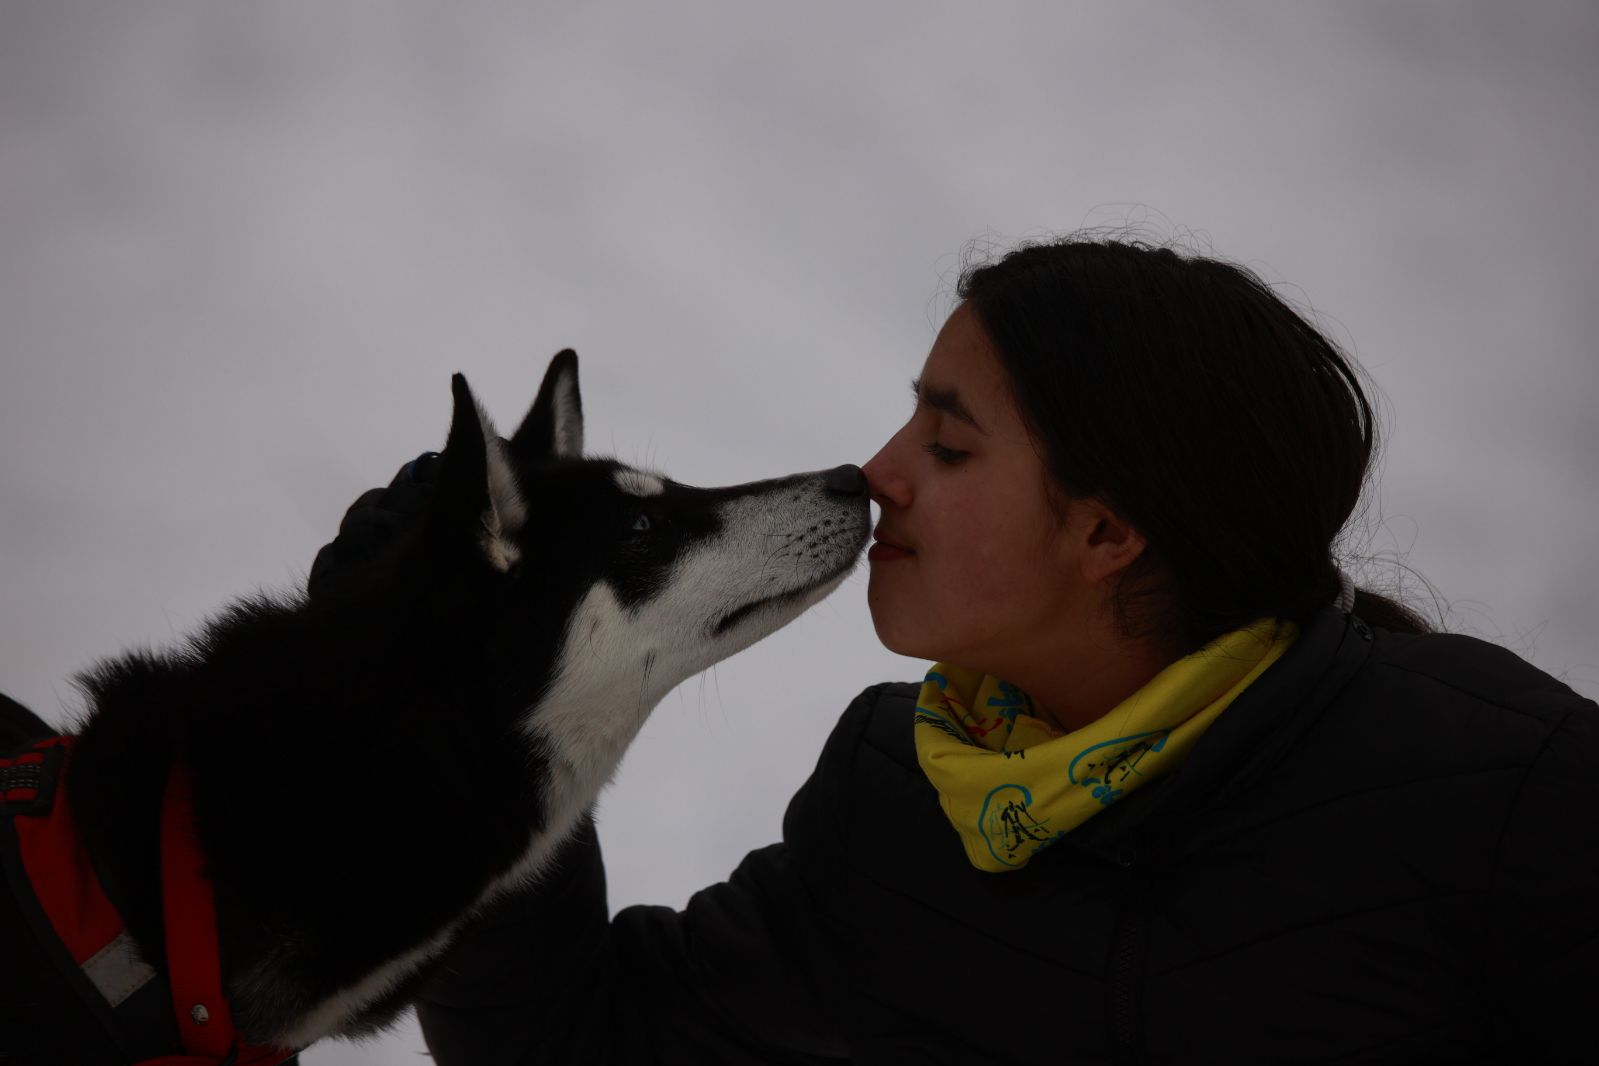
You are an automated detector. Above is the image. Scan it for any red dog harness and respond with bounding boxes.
[0,737,295,1066]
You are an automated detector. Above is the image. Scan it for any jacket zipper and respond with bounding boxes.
[1109,842,1147,1064]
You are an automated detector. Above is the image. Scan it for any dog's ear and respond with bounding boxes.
[508,349,583,466]
[430,373,527,573]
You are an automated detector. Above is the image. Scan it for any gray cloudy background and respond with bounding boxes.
[2,1,1596,1061]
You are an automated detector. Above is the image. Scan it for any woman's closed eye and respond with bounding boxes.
[922,441,969,465]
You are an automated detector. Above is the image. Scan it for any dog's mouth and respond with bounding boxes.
[710,562,855,637]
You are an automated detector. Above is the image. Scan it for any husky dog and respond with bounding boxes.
[36,349,871,1053]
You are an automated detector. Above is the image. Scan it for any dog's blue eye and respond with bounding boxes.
[632,515,651,532]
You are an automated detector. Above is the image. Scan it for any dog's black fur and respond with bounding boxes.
[61,359,586,1044]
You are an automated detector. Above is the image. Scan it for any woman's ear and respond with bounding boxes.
[1067,498,1149,587]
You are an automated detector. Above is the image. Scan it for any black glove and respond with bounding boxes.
[1,691,54,750]
[308,451,441,600]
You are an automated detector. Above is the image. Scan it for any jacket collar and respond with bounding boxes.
[1060,606,1375,860]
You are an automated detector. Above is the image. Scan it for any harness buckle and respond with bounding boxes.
[0,740,65,817]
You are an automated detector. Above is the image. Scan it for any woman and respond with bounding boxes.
[327,237,1597,1063]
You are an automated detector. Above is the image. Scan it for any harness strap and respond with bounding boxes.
[3,738,156,1008]
[2,739,295,1065]
[161,761,295,1066]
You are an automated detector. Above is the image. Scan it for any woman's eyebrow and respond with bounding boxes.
[910,377,988,434]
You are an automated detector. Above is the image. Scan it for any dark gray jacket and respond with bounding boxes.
[417,605,1599,1064]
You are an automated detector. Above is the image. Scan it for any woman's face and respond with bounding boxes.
[861,304,1129,678]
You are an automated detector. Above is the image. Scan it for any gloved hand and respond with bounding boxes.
[1,691,54,749]
[308,451,441,600]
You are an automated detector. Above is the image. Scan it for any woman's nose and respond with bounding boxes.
[861,441,910,509]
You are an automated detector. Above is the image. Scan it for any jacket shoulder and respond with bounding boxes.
[1368,627,1594,726]
[1286,626,1599,817]
[829,680,921,769]
[793,681,923,832]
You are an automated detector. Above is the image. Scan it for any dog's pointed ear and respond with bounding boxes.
[430,373,526,573]
[509,349,583,466]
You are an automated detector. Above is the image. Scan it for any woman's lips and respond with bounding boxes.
[868,533,913,563]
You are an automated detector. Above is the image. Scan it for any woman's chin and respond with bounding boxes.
[867,610,940,663]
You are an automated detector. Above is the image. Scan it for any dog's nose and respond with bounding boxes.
[823,464,868,497]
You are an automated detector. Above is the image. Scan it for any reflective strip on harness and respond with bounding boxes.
[84,928,161,1007]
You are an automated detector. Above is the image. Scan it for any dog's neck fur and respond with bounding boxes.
[66,581,579,1047]
[60,353,608,1047]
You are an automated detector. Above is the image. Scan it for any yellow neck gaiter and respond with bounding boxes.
[914,617,1298,872]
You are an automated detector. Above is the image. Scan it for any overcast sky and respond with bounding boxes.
[2,2,1596,1061]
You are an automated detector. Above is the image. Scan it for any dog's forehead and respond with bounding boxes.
[512,457,654,488]
[516,458,674,503]
[613,467,668,498]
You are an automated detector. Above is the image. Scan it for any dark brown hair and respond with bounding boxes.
[958,233,1437,658]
